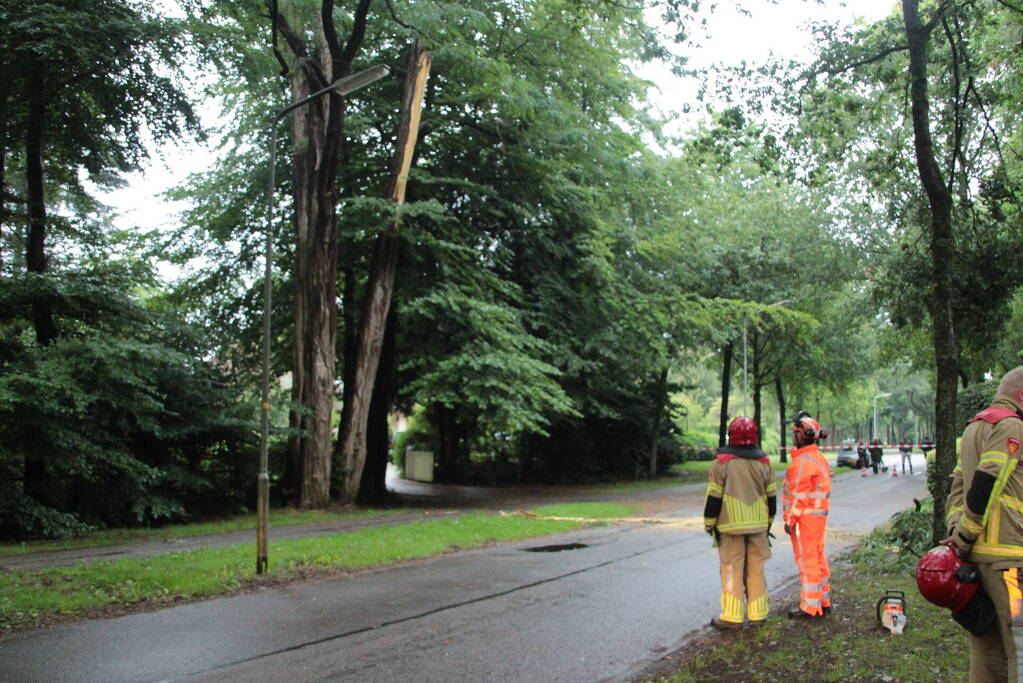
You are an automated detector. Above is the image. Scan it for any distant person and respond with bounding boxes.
[869,438,884,474]
[783,410,831,619]
[943,366,1023,681]
[703,416,777,630]
[921,434,934,458]
[899,438,913,475]
[857,442,869,470]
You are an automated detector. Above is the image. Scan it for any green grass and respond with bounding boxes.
[0,512,585,632]
[672,458,789,475]
[583,478,687,493]
[528,502,639,519]
[0,508,402,556]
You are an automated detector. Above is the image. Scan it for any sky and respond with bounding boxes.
[100,0,899,252]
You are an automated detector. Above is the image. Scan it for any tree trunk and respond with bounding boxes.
[25,77,57,346]
[718,341,734,448]
[0,145,6,273]
[649,366,669,478]
[775,376,787,463]
[359,304,397,504]
[339,46,431,503]
[902,0,959,545]
[286,71,344,509]
[752,331,762,437]
[332,253,358,499]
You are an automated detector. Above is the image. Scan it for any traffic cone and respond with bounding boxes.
[892,462,898,477]
[861,462,868,477]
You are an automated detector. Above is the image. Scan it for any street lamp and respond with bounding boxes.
[872,392,893,442]
[257,64,390,575]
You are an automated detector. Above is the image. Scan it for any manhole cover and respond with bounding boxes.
[521,542,588,553]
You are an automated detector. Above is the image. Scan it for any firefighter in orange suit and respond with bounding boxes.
[783,410,831,619]
[944,366,1023,682]
[704,416,777,629]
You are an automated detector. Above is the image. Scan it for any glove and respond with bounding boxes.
[784,523,794,536]
[941,533,973,559]
[705,526,715,536]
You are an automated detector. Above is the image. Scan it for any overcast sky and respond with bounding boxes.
[101,0,899,247]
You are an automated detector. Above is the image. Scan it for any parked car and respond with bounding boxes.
[835,438,860,468]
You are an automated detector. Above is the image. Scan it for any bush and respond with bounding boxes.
[854,498,933,573]
[0,273,253,539]
[957,381,996,428]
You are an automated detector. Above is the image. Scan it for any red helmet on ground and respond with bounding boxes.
[728,416,759,446]
[916,545,980,612]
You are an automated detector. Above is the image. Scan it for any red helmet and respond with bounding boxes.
[728,416,759,446]
[916,545,980,612]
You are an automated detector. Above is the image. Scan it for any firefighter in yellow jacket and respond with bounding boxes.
[783,410,831,619]
[704,416,777,629]
[944,366,1023,682]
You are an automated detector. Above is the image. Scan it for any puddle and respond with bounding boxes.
[521,543,588,553]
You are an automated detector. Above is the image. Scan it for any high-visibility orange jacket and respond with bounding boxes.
[782,444,831,526]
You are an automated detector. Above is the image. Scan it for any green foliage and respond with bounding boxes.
[0,271,253,539]
[957,381,996,428]
[854,498,934,574]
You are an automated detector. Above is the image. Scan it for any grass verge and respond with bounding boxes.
[583,478,690,493]
[0,512,585,634]
[0,508,402,557]
[673,458,790,475]
[649,501,969,682]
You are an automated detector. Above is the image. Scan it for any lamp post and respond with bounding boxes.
[872,392,893,443]
[257,64,390,575]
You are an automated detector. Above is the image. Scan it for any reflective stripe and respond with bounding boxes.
[1002,495,1023,514]
[803,509,829,516]
[980,450,1009,466]
[802,583,821,591]
[791,491,830,500]
[983,458,1018,528]
[721,494,769,531]
[973,543,1023,557]
[803,598,822,607]
[720,592,744,623]
[706,482,723,496]
[961,515,984,535]
[748,593,769,621]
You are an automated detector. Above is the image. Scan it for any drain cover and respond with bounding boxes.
[522,542,588,553]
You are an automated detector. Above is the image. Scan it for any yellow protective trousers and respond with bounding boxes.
[790,514,830,616]
[971,565,1023,683]
[717,532,771,624]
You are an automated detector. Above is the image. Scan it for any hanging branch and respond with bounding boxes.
[269,0,290,76]
[338,0,374,77]
[941,15,965,197]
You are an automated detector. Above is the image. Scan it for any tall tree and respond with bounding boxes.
[263,0,377,508]
[0,0,196,344]
[338,43,430,503]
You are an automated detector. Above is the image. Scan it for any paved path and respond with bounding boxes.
[0,460,930,682]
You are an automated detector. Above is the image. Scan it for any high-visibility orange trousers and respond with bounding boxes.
[790,515,830,615]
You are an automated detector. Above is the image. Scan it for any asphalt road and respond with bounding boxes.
[0,452,929,682]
